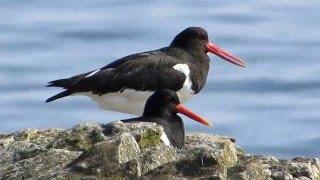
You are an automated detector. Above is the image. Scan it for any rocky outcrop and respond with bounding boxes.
[0,121,319,179]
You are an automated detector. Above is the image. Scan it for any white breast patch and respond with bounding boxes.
[173,63,194,103]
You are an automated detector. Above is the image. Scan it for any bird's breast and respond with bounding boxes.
[173,63,194,103]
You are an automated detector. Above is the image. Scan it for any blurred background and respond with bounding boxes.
[1,0,319,158]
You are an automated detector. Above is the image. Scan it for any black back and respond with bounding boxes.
[122,90,185,148]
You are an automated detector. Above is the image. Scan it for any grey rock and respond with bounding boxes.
[13,128,63,148]
[49,122,106,151]
[270,165,293,180]
[140,144,176,175]
[0,149,82,179]
[71,132,141,178]
[126,122,165,149]
[281,157,320,180]
[142,133,237,179]
[227,154,272,180]
[0,121,319,179]
[183,134,238,168]
[0,141,47,172]
[0,136,14,148]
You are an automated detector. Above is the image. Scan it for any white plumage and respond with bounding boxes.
[82,63,194,115]
[160,132,171,146]
[85,69,100,78]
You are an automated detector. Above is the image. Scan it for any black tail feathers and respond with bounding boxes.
[45,90,72,103]
[46,73,90,102]
[46,72,89,88]
[47,79,72,88]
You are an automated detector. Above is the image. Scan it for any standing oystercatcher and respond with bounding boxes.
[122,89,211,148]
[46,27,246,115]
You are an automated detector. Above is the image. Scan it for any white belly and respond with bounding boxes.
[79,63,194,115]
[80,85,193,116]
[82,89,153,115]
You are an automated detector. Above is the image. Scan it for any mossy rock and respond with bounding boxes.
[49,123,106,151]
[138,129,162,149]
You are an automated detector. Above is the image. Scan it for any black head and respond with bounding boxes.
[143,89,180,118]
[170,27,247,68]
[143,89,211,126]
[170,27,209,53]
[141,90,211,149]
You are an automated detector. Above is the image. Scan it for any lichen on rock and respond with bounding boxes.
[49,122,106,151]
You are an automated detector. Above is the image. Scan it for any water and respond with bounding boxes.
[1,0,320,158]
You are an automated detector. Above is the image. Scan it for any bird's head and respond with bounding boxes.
[143,89,212,126]
[170,27,246,68]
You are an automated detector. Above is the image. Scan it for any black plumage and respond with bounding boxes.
[122,89,186,148]
[46,27,210,103]
[46,27,246,115]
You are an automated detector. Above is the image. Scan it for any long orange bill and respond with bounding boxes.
[206,42,246,68]
[175,104,212,126]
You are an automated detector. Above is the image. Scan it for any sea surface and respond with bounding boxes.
[1,0,319,158]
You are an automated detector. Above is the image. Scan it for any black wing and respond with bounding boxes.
[46,49,187,102]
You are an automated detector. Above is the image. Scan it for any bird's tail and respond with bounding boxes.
[46,78,77,89]
[46,72,90,102]
[45,90,73,103]
[46,72,90,89]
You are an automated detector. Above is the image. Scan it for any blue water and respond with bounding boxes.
[1,0,320,159]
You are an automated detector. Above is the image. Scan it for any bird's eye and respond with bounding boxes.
[164,96,171,103]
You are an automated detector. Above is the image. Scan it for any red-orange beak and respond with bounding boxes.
[175,104,212,126]
[206,42,246,68]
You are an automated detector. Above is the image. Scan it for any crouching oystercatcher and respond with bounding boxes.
[122,89,211,148]
[46,27,246,115]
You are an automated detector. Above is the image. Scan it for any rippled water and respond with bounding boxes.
[1,0,320,158]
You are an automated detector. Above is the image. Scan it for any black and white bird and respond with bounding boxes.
[122,89,211,148]
[46,27,246,115]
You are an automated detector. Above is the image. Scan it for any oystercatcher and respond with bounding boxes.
[46,27,246,115]
[122,89,211,148]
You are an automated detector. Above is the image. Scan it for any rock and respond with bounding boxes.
[29,128,63,147]
[140,144,176,174]
[281,157,320,180]
[13,128,63,148]
[49,122,106,151]
[72,132,141,177]
[0,121,319,179]
[14,128,39,141]
[126,122,166,149]
[183,134,238,168]
[142,133,238,179]
[105,121,169,149]
[0,141,47,172]
[227,154,272,180]
[270,165,293,180]
[0,149,81,179]
[70,122,176,178]
[0,136,14,148]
